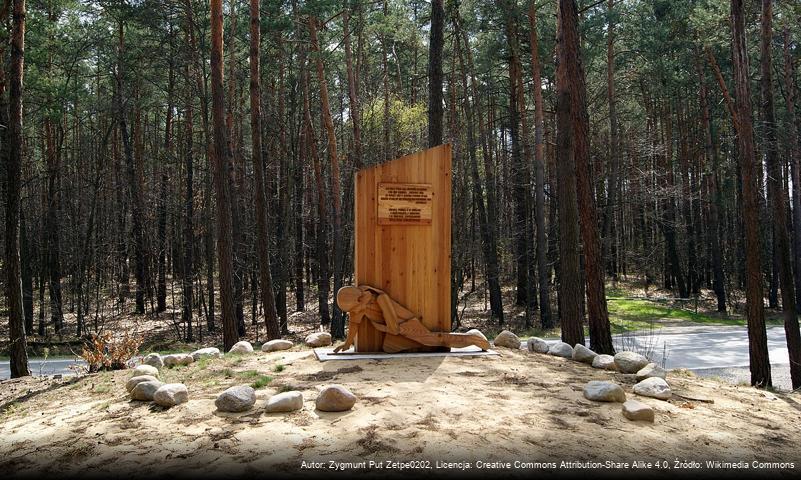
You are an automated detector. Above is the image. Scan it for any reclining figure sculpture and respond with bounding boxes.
[334,285,490,353]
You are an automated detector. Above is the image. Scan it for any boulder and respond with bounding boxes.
[130,380,164,401]
[493,330,521,349]
[305,332,332,348]
[635,363,667,381]
[583,380,626,403]
[126,375,159,393]
[315,384,357,412]
[191,347,222,361]
[153,383,189,408]
[215,385,256,412]
[622,399,655,422]
[547,342,574,359]
[228,341,254,354]
[633,377,672,400]
[592,354,617,370]
[265,391,304,413]
[572,344,598,364]
[142,353,163,370]
[164,353,194,367]
[527,337,550,354]
[465,329,488,342]
[262,339,294,353]
[614,351,650,374]
[131,364,160,378]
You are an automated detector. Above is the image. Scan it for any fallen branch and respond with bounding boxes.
[672,392,715,404]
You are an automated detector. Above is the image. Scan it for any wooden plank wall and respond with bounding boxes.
[353,144,452,352]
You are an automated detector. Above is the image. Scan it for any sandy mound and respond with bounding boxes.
[1,346,799,477]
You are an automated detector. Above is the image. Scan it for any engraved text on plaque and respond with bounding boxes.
[377,183,433,225]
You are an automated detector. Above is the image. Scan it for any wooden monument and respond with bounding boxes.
[335,144,488,353]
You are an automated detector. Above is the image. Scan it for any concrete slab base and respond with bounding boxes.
[314,345,500,362]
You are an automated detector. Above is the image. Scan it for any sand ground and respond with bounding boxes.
[1,345,800,478]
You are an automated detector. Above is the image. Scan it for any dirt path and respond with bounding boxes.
[1,347,800,477]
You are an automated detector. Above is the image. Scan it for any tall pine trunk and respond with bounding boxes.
[5,0,30,378]
[43,117,64,330]
[556,0,585,347]
[157,54,175,314]
[784,28,801,314]
[503,1,530,314]
[731,0,771,388]
[274,35,290,334]
[698,59,727,313]
[428,0,444,147]
[565,0,613,353]
[226,5,245,337]
[182,0,215,332]
[210,0,239,351]
[602,0,620,281]
[182,85,195,342]
[309,16,343,337]
[761,0,801,389]
[250,0,280,339]
[301,47,330,328]
[528,1,552,328]
[115,20,148,315]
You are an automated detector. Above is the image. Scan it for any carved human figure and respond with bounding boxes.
[334,285,490,353]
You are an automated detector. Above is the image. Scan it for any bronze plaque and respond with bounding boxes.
[377,182,433,225]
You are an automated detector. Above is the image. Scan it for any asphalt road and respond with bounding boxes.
[531,325,795,391]
[610,325,794,392]
[0,358,86,380]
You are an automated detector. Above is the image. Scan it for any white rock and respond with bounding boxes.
[493,330,521,349]
[548,341,574,358]
[262,339,294,352]
[466,329,488,341]
[636,363,667,381]
[131,364,160,378]
[592,354,617,370]
[215,385,256,412]
[315,384,357,412]
[622,399,654,422]
[191,347,223,361]
[153,383,189,408]
[527,337,550,354]
[126,375,159,393]
[130,380,164,401]
[573,344,598,364]
[583,380,626,402]
[633,377,672,400]
[614,351,650,374]
[142,353,164,369]
[164,353,195,367]
[265,391,304,413]
[305,332,332,347]
[229,341,254,354]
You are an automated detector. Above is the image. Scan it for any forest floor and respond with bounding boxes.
[1,343,800,478]
[1,275,782,360]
